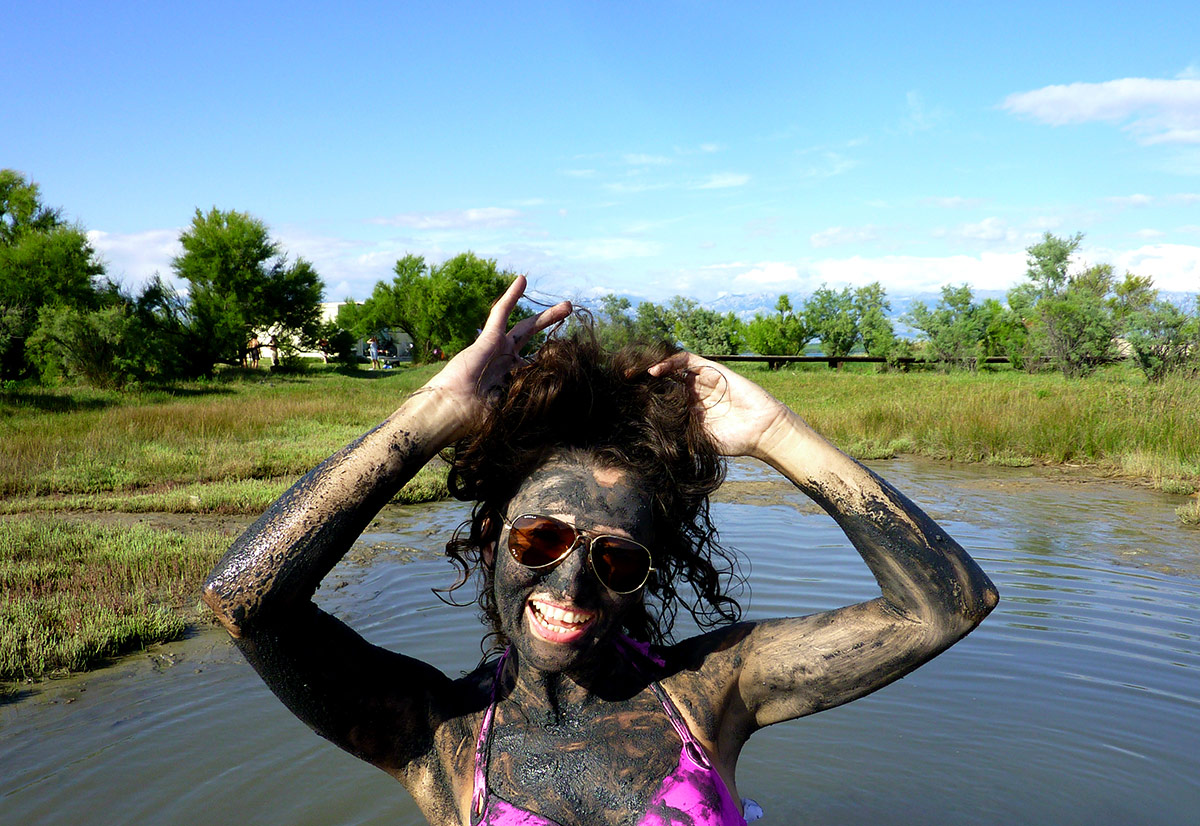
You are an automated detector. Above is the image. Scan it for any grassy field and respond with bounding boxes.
[2,359,1197,692]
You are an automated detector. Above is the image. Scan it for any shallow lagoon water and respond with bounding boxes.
[2,457,1198,825]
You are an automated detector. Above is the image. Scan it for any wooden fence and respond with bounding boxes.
[703,354,1015,370]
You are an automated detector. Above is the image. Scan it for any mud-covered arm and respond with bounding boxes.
[202,388,463,635]
[650,354,999,736]
[201,277,570,778]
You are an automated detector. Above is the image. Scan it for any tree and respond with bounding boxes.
[667,297,743,355]
[804,285,859,360]
[633,300,673,341]
[744,293,811,361]
[1025,231,1083,296]
[363,252,524,362]
[594,293,636,349]
[854,282,895,358]
[172,208,324,375]
[904,284,986,370]
[0,170,106,379]
[1125,298,1200,382]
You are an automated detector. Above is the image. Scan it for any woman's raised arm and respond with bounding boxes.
[651,353,999,734]
[200,277,569,777]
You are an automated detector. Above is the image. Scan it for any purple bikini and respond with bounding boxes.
[469,638,761,825]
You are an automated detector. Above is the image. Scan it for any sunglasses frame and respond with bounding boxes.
[500,512,656,595]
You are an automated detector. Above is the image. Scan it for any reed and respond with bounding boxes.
[0,363,440,498]
[0,518,229,683]
[745,363,1200,487]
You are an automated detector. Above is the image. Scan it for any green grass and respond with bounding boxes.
[0,363,440,499]
[3,359,1197,687]
[1178,499,1200,525]
[743,362,1200,488]
[0,518,229,685]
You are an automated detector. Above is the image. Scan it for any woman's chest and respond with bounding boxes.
[485,693,684,825]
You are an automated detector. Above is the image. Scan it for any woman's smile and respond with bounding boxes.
[526,596,596,644]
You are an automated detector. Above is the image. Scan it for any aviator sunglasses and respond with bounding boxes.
[501,513,656,594]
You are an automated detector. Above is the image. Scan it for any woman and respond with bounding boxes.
[203,276,998,825]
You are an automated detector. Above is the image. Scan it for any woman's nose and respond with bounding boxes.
[548,540,591,598]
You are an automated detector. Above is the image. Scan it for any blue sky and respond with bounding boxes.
[6,1,1199,309]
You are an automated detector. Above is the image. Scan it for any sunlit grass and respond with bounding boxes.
[0,363,440,498]
[0,518,230,684]
[743,362,1200,488]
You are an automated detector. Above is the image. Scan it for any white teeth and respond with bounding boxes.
[532,600,592,628]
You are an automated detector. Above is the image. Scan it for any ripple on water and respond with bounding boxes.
[2,459,1198,825]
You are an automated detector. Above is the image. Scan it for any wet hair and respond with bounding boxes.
[443,327,744,655]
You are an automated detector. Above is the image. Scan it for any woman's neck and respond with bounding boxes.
[503,643,645,724]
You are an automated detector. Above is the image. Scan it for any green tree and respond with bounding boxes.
[667,297,743,355]
[26,276,193,387]
[854,282,895,358]
[904,284,986,370]
[744,293,811,361]
[1025,231,1083,296]
[1124,299,1200,382]
[594,293,636,349]
[803,285,859,360]
[633,300,674,341]
[364,252,524,362]
[0,170,106,379]
[172,208,324,375]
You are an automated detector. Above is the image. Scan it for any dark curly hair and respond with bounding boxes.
[443,328,744,655]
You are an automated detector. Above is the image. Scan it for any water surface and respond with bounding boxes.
[2,458,1197,825]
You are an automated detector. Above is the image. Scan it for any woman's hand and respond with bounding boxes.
[423,275,571,438]
[648,352,793,459]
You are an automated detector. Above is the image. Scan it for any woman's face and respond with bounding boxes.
[493,452,653,674]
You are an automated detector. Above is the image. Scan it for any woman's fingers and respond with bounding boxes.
[482,275,529,337]
[647,351,701,377]
[509,299,572,348]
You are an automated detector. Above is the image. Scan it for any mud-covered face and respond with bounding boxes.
[494,453,653,674]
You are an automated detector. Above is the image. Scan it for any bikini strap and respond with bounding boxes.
[471,648,510,822]
[614,635,714,769]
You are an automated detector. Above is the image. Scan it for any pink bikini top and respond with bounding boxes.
[469,637,755,826]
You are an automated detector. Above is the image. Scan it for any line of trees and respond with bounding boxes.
[585,232,1200,383]
[1,169,326,387]
[5,169,1196,389]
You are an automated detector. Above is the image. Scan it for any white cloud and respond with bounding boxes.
[958,217,1018,243]
[603,180,670,194]
[1107,194,1155,207]
[734,261,804,288]
[797,150,858,178]
[569,238,661,260]
[1001,77,1200,145]
[1111,243,1200,292]
[694,172,750,189]
[921,196,985,209]
[87,228,182,289]
[1135,228,1166,239]
[809,252,1028,292]
[371,207,521,230]
[810,225,881,249]
[622,153,673,166]
[901,90,944,134]
[932,217,1030,247]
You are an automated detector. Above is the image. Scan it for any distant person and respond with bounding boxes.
[368,336,380,370]
[318,338,331,364]
[268,336,280,368]
[205,276,998,825]
[247,336,261,369]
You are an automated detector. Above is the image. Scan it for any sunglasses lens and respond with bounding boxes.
[591,537,651,593]
[509,515,577,567]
